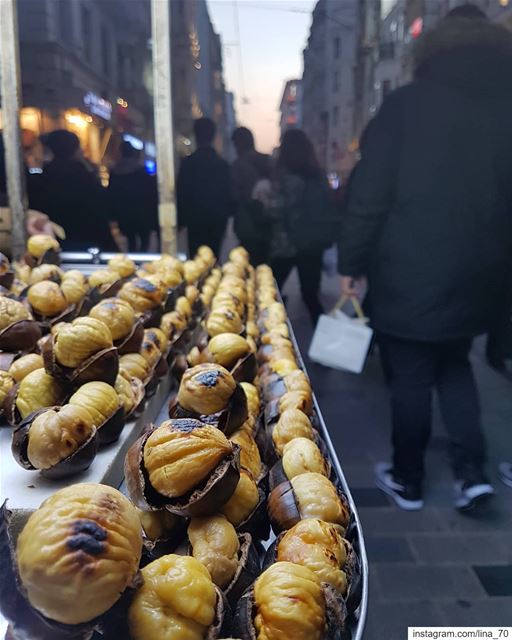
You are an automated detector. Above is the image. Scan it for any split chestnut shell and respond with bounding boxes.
[125,418,241,517]
[11,405,98,479]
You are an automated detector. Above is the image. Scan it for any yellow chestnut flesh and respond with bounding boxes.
[254,562,325,640]
[240,382,260,417]
[53,317,113,368]
[140,336,162,367]
[27,234,60,258]
[128,554,216,640]
[230,428,262,479]
[143,421,232,498]
[178,363,236,415]
[145,327,169,353]
[60,276,88,304]
[89,298,135,341]
[27,280,68,317]
[17,483,142,625]
[291,472,349,528]
[282,438,329,480]
[88,269,120,287]
[27,405,95,469]
[279,389,312,416]
[272,409,314,456]
[119,353,151,382]
[0,296,31,330]
[160,310,187,336]
[29,264,63,285]
[0,370,15,405]
[221,469,259,526]
[206,308,243,338]
[137,508,179,541]
[68,381,119,427]
[16,368,64,419]
[115,374,137,414]
[119,278,164,312]
[277,519,348,594]
[9,354,44,383]
[207,333,251,369]
[108,254,136,278]
[188,515,240,589]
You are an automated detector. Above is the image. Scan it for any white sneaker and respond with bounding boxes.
[454,479,495,511]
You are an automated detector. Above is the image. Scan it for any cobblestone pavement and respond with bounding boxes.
[283,269,512,638]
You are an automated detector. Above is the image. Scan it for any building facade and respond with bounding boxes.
[279,79,302,138]
[17,0,154,172]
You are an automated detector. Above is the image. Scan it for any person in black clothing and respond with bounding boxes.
[231,127,272,265]
[108,141,159,252]
[271,129,337,325]
[39,130,114,251]
[176,118,232,257]
[339,4,512,511]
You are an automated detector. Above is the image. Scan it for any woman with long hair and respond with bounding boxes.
[271,128,336,324]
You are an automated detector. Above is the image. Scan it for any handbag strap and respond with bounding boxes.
[331,295,367,321]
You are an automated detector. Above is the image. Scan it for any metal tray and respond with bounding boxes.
[287,317,369,640]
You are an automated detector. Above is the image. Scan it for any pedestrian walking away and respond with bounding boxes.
[176,118,234,257]
[271,129,339,325]
[231,126,273,265]
[338,4,512,512]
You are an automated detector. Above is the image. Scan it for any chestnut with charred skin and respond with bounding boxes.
[221,469,260,527]
[89,297,136,341]
[27,234,60,259]
[16,483,142,625]
[115,373,144,416]
[128,554,222,640]
[108,254,136,278]
[269,437,330,490]
[29,264,63,285]
[206,333,251,370]
[119,277,165,312]
[178,363,237,415]
[125,418,241,517]
[8,354,44,383]
[230,428,263,481]
[271,408,315,456]
[206,308,243,337]
[68,381,124,444]
[0,296,31,330]
[119,352,152,383]
[88,269,120,288]
[0,370,15,407]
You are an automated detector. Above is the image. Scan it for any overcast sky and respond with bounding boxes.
[208,0,316,153]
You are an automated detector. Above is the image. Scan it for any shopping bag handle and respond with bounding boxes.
[331,295,367,322]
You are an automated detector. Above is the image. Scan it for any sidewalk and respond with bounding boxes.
[284,270,512,638]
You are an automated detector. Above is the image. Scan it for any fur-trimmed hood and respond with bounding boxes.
[414,18,512,92]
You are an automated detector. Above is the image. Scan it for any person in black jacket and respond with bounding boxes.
[108,141,159,252]
[272,129,337,324]
[339,4,512,511]
[39,130,114,251]
[231,127,272,265]
[176,118,233,257]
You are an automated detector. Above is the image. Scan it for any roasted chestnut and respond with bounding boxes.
[240,382,260,417]
[27,234,60,259]
[88,269,120,288]
[206,308,243,338]
[12,404,98,478]
[229,246,249,265]
[89,297,136,341]
[8,368,66,423]
[52,317,113,369]
[173,363,248,434]
[8,354,44,383]
[0,370,15,407]
[188,515,261,608]
[27,280,68,317]
[230,428,264,482]
[175,295,192,320]
[119,352,152,384]
[268,472,351,534]
[206,333,251,370]
[137,508,181,545]
[270,437,330,490]
[160,310,188,337]
[0,296,31,330]
[60,271,88,305]
[128,554,225,640]
[68,381,124,445]
[28,264,63,285]
[186,284,200,304]
[125,418,240,517]
[183,260,202,284]
[271,408,315,456]
[108,254,136,278]
[114,373,145,416]
[119,277,165,312]
[139,333,163,367]
[15,483,142,624]
[279,389,313,416]
[233,561,346,640]
[220,468,269,540]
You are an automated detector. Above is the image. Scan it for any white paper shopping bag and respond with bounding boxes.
[308,297,373,374]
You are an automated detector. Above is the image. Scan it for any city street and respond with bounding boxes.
[284,268,512,637]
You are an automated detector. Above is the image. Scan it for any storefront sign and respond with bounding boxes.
[83,92,112,120]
